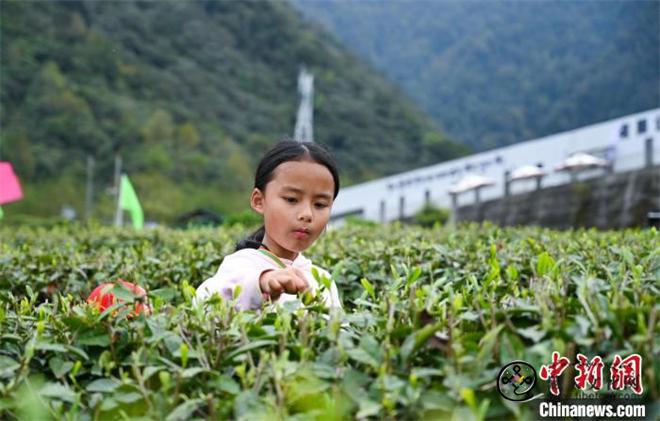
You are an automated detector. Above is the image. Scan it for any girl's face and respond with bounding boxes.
[250,159,335,261]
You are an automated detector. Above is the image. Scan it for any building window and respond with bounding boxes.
[379,200,386,223]
[424,189,431,204]
[399,196,405,220]
[637,119,647,134]
[656,116,660,131]
[619,124,628,138]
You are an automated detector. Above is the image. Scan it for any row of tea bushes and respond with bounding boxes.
[0,223,657,419]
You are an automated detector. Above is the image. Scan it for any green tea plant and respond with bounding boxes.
[0,223,657,419]
[412,204,450,228]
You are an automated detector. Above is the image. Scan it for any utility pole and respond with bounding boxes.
[85,155,95,220]
[113,153,123,227]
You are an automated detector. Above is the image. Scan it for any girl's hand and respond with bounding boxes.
[259,267,308,300]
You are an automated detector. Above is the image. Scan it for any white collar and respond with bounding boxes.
[239,248,312,270]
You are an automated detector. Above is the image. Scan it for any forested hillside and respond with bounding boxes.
[0,0,468,222]
[293,0,659,150]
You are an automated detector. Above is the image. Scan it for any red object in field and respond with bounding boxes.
[87,280,151,316]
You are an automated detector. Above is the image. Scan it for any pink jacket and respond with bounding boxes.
[195,248,342,310]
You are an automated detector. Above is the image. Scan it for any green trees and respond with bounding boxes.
[1,0,467,223]
[293,0,659,150]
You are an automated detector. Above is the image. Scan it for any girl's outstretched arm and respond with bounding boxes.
[195,254,272,310]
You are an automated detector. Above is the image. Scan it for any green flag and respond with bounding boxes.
[120,174,143,229]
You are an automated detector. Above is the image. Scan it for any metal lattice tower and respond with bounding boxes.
[293,68,314,143]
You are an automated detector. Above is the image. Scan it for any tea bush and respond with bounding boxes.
[0,223,658,419]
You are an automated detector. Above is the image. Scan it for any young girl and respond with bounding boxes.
[195,140,342,310]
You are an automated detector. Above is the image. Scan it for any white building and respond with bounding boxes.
[330,107,660,225]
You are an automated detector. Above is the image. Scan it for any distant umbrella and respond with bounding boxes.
[447,174,495,224]
[448,174,495,194]
[555,152,609,172]
[510,165,546,181]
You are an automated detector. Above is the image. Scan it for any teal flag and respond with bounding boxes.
[120,174,144,229]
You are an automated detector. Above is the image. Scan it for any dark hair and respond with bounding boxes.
[235,139,340,251]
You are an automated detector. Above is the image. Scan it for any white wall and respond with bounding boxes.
[330,107,660,225]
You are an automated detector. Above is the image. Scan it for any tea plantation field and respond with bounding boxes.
[0,223,658,420]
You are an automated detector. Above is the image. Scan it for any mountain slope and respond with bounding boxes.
[0,0,469,222]
[292,0,659,150]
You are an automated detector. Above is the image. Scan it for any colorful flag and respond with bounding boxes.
[0,162,23,205]
[120,174,143,229]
